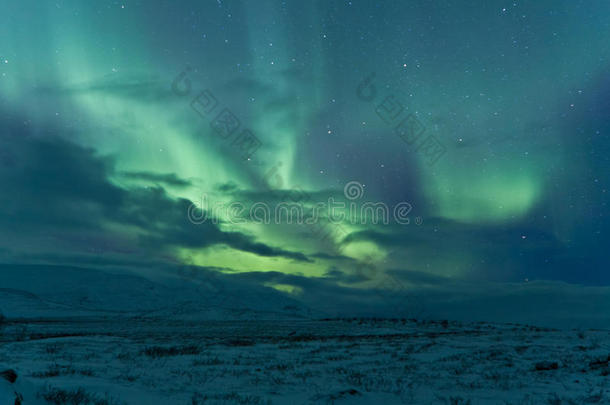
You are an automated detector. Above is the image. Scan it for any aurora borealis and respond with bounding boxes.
[1,0,609,325]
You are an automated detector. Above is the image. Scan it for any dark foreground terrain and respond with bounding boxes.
[1,317,610,404]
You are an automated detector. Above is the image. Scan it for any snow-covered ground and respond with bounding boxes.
[1,266,610,404]
[3,318,610,404]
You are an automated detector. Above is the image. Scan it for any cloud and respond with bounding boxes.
[118,171,192,187]
[215,269,610,329]
[337,217,585,284]
[323,266,369,284]
[386,268,454,286]
[35,72,175,103]
[0,112,311,265]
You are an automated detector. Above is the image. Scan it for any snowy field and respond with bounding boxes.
[1,266,610,404]
[2,317,610,404]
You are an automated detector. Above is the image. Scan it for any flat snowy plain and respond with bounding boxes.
[1,266,610,404]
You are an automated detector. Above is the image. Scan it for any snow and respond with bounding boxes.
[1,265,610,404]
[2,318,610,403]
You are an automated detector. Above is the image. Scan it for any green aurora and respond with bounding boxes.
[1,0,609,318]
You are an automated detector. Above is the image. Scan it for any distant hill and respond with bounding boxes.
[0,264,317,320]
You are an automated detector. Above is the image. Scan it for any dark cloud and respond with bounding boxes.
[337,217,603,284]
[311,252,354,261]
[323,266,369,284]
[118,171,192,187]
[35,73,175,103]
[214,182,239,193]
[0,113,311,265]
[221,185,342,204]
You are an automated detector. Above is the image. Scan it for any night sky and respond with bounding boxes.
[1,1,609,323]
